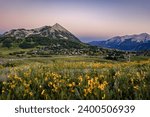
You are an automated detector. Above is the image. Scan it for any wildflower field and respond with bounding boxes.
[0,56,150,100]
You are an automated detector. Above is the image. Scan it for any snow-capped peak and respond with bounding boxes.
[109,33,150,43]
[52,23,70,33]
[2,23,80,42]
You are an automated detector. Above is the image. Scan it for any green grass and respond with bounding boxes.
[0,47,33,57]
[131,56,150,61]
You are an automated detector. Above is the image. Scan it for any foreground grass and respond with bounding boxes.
[0,57,150,100]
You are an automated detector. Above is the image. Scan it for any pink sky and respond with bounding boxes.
[0,0,150,41]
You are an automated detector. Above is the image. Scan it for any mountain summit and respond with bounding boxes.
[3,23,80,42]
[89,33,150,51]
[52,23,70,32]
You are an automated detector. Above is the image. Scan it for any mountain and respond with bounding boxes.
[89,33,150,51]
[0,23,107,56]
[3,23,80,43]
[0,23,88,51]
[0,24,133,60]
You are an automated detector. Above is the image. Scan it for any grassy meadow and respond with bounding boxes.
[0,55,150,100]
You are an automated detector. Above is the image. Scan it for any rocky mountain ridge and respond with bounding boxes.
[89,33,150,51]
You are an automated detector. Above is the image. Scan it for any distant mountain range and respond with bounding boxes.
[1,24,149,58]
[89,33,150,51]
[1,24,150,54]
[3,23,80,43]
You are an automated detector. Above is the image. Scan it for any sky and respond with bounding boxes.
[0,0,150,42]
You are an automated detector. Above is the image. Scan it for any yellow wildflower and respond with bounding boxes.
[41,90,45,95]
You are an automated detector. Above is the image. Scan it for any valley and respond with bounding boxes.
[0,24,150,100]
